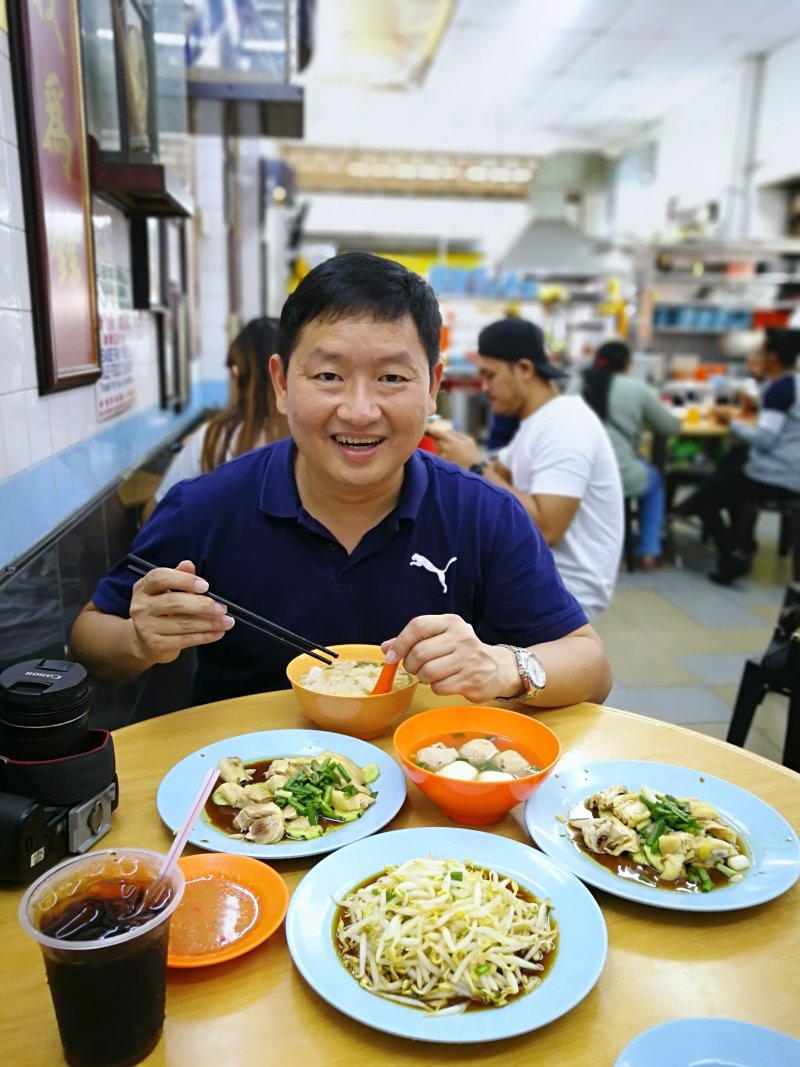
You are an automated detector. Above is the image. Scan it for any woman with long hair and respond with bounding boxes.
[571,341,680,569]
[144,318,289,519]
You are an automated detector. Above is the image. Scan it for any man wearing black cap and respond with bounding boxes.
[434,317,624,619]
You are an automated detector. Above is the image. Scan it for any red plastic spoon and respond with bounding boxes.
[371,659,399,695]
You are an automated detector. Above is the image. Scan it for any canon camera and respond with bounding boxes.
[0,659,119,882]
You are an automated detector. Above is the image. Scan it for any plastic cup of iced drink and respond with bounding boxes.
[19,848,185,1067]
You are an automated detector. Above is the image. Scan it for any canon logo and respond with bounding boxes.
[24,671,61,680]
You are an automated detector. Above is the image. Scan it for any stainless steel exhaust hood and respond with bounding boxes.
[498,151,617,275]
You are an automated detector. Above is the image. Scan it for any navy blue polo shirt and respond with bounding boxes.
[93,439,586,705]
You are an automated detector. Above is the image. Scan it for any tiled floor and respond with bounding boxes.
[596,512,793,766]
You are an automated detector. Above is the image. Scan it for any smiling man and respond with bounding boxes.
[70,255,611,711]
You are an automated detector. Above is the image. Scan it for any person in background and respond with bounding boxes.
[142,318,289,522]
[672,342,764,526]
[486,412,520,452]
[431,318,624,621]
[680,327,800,585]
[569,341,681,570]
[69,254,611,709]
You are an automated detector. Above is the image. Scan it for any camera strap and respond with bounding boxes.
[0,729,116,807]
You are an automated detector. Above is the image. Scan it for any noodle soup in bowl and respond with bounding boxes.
[286,644,419,740]
[393,706,560,825]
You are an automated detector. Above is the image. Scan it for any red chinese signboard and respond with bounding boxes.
[9,0,100,391]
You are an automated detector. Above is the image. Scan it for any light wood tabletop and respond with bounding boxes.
[2,689,799,1066]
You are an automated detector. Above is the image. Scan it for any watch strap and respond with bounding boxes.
[495,643,545,704]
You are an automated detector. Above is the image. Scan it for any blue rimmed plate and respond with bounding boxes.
[524,759,800,912]
[156,729,406,859]
[614,1017,800,1066]
[286,826,607,1043]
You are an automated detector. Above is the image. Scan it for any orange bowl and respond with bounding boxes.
[167,853,289,968]
[393,706,560,826]
[285,644,419,740]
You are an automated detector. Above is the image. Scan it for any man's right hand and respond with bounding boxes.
[128,559,235,664]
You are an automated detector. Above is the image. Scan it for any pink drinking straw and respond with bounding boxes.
[143,766,219,906]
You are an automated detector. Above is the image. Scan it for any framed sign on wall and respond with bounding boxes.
[8,0,100,392]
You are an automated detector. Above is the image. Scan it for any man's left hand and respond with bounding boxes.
[381,614,520,702]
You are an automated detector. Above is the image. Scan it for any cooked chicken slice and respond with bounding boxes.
[211,782,250,808]
[331,788,374,813]
[687,799,720,821]
[263,759,296,778]
[458,738,499,766]
[661,851,687,881]
[578,816,639,856]
[246,812,285,844]
[243,782,275,802]
[413,742,459,772]
[217,757,255,784]
[658,831,698,880]
[587,785,629,813]
[232,801,284,832]
[492,749,533,777]
[658,831,698,857]
[693,836,738,864]
[699,820,738,845]
[610,793,651,827]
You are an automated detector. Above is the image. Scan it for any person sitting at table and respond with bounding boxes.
[142,317,289,522]
[677,327,800,585]
[671,343,765,529]
[68,253,611,710]
[427,317,624,621]
[569,341,681,570]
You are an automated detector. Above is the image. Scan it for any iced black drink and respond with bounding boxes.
[19,850,185,1067]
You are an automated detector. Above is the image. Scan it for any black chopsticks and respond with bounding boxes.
[125,554,338,665]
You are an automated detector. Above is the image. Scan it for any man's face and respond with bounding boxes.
[478,355,529,417]
[270,314,442,496]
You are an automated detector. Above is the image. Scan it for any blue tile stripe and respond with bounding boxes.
[0,379,227,570]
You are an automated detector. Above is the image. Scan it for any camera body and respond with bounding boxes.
[0,783,117,882]
[0,659,119,883]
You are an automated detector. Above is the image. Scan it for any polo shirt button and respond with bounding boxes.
[328,542,339,552]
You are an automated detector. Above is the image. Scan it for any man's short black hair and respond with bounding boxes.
[765,327,800,369]
[276,252,442,372]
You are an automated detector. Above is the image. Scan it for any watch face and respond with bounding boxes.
[523,650,546,689]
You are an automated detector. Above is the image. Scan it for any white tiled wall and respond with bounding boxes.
[0,26,171,486]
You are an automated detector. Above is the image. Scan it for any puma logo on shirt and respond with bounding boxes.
[409,553,457,593]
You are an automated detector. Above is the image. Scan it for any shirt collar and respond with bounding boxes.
[259,438,430,522]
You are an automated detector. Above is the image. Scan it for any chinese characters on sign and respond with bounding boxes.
[96,313,136,420]
[10,0,100,390]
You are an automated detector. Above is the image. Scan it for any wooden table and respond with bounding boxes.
[2,690,799,1066]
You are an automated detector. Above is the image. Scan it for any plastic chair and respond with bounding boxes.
[726,583,800,772]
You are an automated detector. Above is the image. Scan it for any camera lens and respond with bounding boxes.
[0,659,91,761]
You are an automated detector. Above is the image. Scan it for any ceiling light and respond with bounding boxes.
[466,165,488,182]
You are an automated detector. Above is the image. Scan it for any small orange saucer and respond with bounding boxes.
[167,853,289,968]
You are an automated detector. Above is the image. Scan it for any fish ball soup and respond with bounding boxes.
[412,731,542,782]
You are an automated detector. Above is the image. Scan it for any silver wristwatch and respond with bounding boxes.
[495,644,546,705]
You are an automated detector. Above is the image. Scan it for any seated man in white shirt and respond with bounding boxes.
[432,318,624,620]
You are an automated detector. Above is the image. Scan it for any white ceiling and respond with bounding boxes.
[300,0,800,157]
